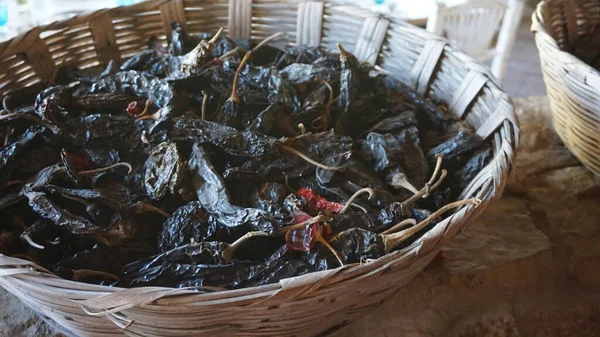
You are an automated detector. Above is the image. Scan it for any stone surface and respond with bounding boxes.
[2,96,600,336]
[442,196,551,274]
[0,288,64,337]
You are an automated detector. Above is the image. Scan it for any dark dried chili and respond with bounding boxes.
[0,23,491,291]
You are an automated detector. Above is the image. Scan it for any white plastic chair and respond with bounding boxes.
[426,0,525,83]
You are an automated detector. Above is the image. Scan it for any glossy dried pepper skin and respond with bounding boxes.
[247,73,297,137]
[89,70,174,108]
[0,126,46,172]
[337,45,361,114]
[297,188,344,213]
[279,64,339,84]
[224,130,352,182]
[34,85,71,122]
[363,110,419,138]
[0,147,61,195]
[286,223,319,252]
[60,149,85,187]
[25,190,136,247]
[120,259,263,289]
[454,146,492,191]
[189,143,278,234]
[360,130,428,190]
[0,27,494,290]
[170,116,278,157]
[380,75,452,129]
[158,201,212,253]
[122,240,308,289]
[3,82,48,112]
[329,213,385,234]
[249,182,289,213]
[60,114,144,154]
[143,142,185,201]
[217,99,246,130]
[330,228,384,264]
[236,258,314,288]
[120,237,275,287]
[71,93,138,114]
[426,125,484,162]
[55,240,156,278]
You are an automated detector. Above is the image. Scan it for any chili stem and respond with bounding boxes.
[251,32,285,53]
[278,215,333,233]
[209,27,224,45]
[340,188,375,214]
[5,180,25,187]
[134,99,154,118]
[77,162,133,176]
[427,154,443,187]
[279,144,344,171]
[134,202,171,218]
[135,109,162,121]
[4,126,13,146]
[222,231,269,262]
[316,77,334,104]
[219,47,240,60]
[392,174,419,194]
[21,233,45,250]
[336,43,348,56]
[2,96,11,114]
[381,219,417,235]
[298,123,307,135]
[230,51,252,103]
[201,91,209,120]
[400,169,447,210]
[46,237,61,245]
[383,198,481,253]
[316,228,345,267]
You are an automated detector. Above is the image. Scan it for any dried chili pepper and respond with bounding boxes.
[179,28,224,76]
[297,187,344,213]
[216,51,252,129]
[0,25,492,290]
[336,43,361,114]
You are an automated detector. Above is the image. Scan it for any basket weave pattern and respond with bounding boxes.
[532,0,600,175]
[0,1,518,336]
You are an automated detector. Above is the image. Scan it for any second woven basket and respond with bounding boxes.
[532,0,600,175]
[0,1,518,336]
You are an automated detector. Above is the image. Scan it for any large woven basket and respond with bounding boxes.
[0,1,519,336]
[532,0,600,175]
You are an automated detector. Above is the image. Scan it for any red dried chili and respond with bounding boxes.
[65,152,93,170]
[286,223,318,252]
[297,188,344,213]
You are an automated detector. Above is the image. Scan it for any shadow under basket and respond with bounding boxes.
[0,1,518,336]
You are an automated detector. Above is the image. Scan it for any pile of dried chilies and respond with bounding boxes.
[0,24,490,290]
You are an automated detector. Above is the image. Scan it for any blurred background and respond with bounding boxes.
[0,0,544,97]
[0,0,145,40]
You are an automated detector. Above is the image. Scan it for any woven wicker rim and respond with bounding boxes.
[0,1,519,336]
